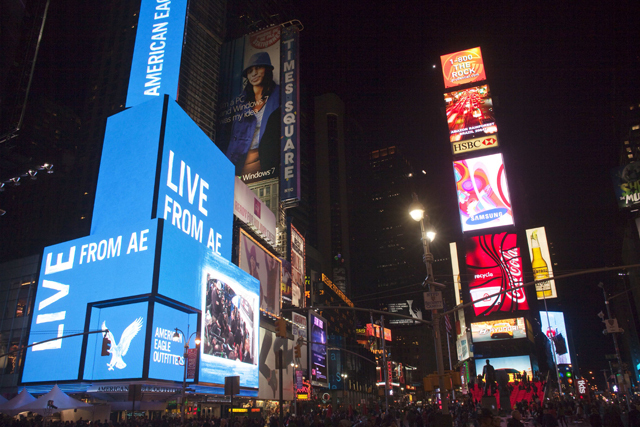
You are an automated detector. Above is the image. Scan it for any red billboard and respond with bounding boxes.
[466,233,528,316]
[444,84,497,142]
[366,323,392,341]
[440,47,487,89]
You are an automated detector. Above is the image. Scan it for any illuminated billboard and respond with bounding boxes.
[290,225,305,308]
[440,47,487,89]
[525,227,558,299]
[126,0,188,107]
[453,153,514,232]
[258,328,294,400]
[611,163,640,209]
[470,317,527,343]
[452,134,499,156]
[386,300,423,326]
[366,323,392,341]
[309,311,328,388]
[238,229,281,316]
[539,311,572,364]
[234,177,277,247]
[216,25,301,202]
[444,84,497,142]
[466,233,528,316]
[474,355,533,382]
[92,97,235,261]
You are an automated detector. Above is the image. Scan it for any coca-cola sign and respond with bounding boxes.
[466,233,529,316]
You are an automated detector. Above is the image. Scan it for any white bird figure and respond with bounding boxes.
[102,317,144,371]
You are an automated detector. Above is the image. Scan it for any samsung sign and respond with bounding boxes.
[126,0,188,108]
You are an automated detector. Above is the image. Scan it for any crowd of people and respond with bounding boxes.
[203,276,254,365]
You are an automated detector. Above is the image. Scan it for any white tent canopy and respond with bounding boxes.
[15,385,93,414]
[0,388,36,416]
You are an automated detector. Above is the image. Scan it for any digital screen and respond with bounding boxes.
[444,84,497,142]
[148,303,198,382]
[126,0,188,107]
[525,227,558,299]
[238,229,281,316]
[22,221,158,382]
[470,317,527,343]
[365,323,392,341]
[386,300,423,326]
[92,98,235,261]
[199,245,260,389]
[453,153,514,232]
[475,355,532,382]
[452,134,499,156]
[539,311,572,364]
[611,163,640,209]
[281,258,293,304]
[466,233,528,316]
[83,301,148,380]
[309,312,328,388]
[290,225,305,308]
[258,328,293,400]
[440,47,487,88]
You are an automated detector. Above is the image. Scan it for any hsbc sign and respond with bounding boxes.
[452,134,499,155]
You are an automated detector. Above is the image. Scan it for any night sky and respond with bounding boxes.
[4,0,640,387]
[297,1,640,382]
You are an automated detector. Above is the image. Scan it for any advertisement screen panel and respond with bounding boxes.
[22,221,158,382]
[452,134,499,156]
[239,229,281,316]
[200,247,260,388]
[148,303,198,382]
[474,355,532,382]
[525,227,558,299]
[290,225,305,308]
[126,0,188,107]
[386,300,423,326]
[466,233,528,316]
[440,47,487,89]
[309,312,328,388]
[365,323,392,341]
[470,317,527,343]
[611,163,640,209]
[281,258,293,305]
[539,311,572,364]
[83,301,148,381]
[444,84,497,142]
[258,328,294,400]
[453,153,514,232]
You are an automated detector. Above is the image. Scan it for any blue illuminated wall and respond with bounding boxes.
[22,95,255,393]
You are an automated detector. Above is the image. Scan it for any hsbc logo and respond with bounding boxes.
[452,134,499,154]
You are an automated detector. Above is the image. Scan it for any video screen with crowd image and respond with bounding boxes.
[199,255,260,388]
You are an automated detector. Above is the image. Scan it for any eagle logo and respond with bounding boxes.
[101,317,144,371]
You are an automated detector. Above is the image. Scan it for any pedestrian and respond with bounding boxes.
[507,411,525,427]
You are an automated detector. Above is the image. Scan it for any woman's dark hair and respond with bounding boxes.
[244,68,276,103]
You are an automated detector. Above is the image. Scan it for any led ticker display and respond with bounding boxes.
[444,84,497,142]
[309,312,328,388]
[453,153,514,232]
[238,229,281,316]
[539,311,572,365]
[470,317,527,343]
[466,233,528,316]
[440,47,487,89]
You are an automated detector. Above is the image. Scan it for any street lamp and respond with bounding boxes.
[173,327,201,425]
[409,193,448,414]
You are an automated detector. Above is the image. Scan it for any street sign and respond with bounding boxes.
[424,291,443,310]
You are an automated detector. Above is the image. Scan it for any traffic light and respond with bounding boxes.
[276,318,287,338]
[294,343,301,359]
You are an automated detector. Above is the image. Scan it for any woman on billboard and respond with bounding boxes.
[225,52,280,178]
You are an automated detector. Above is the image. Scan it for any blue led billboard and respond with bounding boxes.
[148,303,198,382]
[126,0,188,108]
[83,301,149,381]
[309,312,328,388]
[22,221,158,382]
[92,97,234,261]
